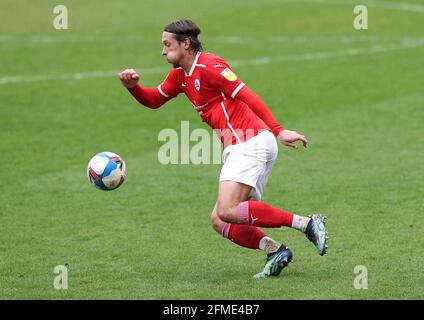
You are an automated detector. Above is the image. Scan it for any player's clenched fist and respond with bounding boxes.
[119,68,140,89]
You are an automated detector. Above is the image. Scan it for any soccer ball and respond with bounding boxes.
[87,152,126,190]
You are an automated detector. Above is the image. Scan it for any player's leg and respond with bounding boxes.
[216,181,328,255]
[210,197,281,254]
[216,180,306,229]
[213,181,293,278]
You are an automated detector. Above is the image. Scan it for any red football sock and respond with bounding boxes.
[236,201,294,227]
[221,223,265,249]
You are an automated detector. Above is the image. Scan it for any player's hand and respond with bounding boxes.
[119,68,140,89]
[277,129,308,149]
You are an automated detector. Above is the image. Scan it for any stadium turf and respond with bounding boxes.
[1,0,423,299]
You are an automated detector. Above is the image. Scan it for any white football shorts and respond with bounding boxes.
[219,130,278,200]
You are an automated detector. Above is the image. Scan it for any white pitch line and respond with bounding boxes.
[366,0,424,13]
[0,34,380,45]
[0,66,169,85]
[0,38,423,85]
[282,0,424,14]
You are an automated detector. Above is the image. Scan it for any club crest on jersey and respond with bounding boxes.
[221,68,237,81]
[194,79,201,91]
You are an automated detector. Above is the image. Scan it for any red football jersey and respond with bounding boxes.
[157,51,272,147]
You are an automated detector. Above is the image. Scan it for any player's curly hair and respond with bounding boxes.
[164,19,203,52]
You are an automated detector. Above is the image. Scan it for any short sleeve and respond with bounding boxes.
[158,68,182,100]
[204,64,245,99]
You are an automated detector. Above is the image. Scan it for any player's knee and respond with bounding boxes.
[216,204,235,223]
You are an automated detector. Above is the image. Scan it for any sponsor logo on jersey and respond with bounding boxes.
[194,79,201,91]
[221,68,237,81]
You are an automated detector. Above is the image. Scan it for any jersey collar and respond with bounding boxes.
[185,51,202,77]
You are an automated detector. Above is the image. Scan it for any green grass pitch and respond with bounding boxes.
[1,0,423,299]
